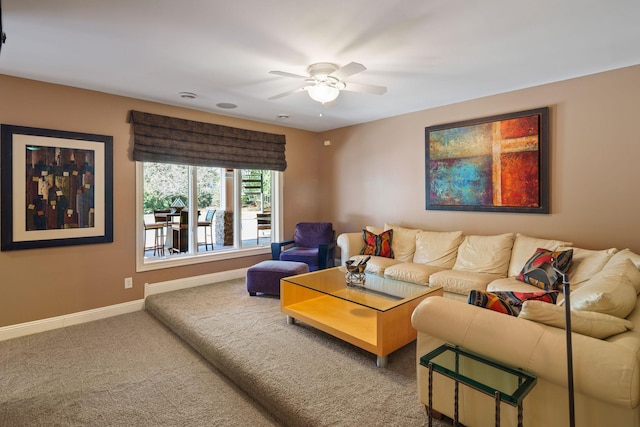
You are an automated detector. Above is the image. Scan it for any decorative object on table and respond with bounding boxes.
[425,107,549,214]
[170,197,186,212]
[345,256,370,286]
[1,124,113,251]
[550,256,575,427]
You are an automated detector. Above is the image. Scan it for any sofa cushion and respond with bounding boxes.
[507,233,573,277]
[384,224,420,262]
[487,277,550,295]
[453,233,514,276]
[519,300,635,339]
[605,249,640,293]
[562,247,618,286]
[468,290,559,316]
[516,248,573,291]
[606,248,640,269]
[429,269,502,295]
[383,263,447,285]
[350,255,401,276]
[571,258,638,318]
[360,229,394,258]
[413,230,463,268]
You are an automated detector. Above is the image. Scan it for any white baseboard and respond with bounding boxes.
[143,268,247,297]
[0,268,248,342]
[0,299,144,342]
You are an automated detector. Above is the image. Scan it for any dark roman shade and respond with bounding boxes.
[130,110,286,171]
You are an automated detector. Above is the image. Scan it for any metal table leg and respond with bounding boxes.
[428,363,433,427]
[495,390,501,427]
[376,355,388,368]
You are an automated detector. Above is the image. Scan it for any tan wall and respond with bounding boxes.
[320,65,640,254]
[0,75,324,327]
[2,65,639,328]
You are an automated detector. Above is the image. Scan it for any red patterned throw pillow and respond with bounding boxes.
[517,248,573,291]
[361,229,394,258]
[468,290,559,316]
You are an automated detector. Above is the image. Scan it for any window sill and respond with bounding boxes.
[136,245,271,272]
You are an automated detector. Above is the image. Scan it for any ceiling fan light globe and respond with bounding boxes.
[307,83,339,103]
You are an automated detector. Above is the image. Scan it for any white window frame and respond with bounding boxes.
[135,162,282,272]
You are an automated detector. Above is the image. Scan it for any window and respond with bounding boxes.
[136,162,280,271]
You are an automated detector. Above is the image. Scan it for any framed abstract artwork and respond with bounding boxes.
[1,124,113,250]
[425,107,549,213]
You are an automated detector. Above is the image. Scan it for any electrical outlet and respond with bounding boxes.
[124,277,133,289]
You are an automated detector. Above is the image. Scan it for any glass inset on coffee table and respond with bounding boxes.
[280,266,443,367]
[420,344,537,427]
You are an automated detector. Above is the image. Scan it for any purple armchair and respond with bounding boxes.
[271,222,336,271]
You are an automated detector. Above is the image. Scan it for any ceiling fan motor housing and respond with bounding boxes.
[307,63,339,80]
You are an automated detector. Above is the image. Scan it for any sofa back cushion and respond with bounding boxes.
[413,230,463,268]
[384,224,420,262]
[519,300,635,339]
[571,258,638,318]
[604,249,640,293]
[606,248,640,271]
[562,246,618,286]
[453,233,514,276]
[507,233,573,277]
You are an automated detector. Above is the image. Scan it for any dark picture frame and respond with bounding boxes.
[425,107,549,214]
[1,124,113,250]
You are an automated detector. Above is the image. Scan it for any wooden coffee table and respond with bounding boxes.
[280,266,443,367]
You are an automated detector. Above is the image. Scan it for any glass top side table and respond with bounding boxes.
[420,344,537,427]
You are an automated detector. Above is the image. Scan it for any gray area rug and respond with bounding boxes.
[0,309,279,426]
[146,278,450,427]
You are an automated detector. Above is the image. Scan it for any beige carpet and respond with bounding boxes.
[0,309,280,426]
[0,278,451,426]
[145,278,451,427]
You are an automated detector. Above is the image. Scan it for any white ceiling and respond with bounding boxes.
[1,0,639,132]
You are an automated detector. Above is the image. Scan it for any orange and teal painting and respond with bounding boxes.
[425,108,549,213]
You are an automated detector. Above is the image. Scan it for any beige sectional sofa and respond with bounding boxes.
[337,224,640,427]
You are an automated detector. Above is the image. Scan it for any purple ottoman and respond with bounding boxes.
[246,260,309,296]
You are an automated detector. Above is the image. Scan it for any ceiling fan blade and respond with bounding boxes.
[269,70,308,80]
[343,81,387,95]
[268,83,307,100]
[330,62,366,81]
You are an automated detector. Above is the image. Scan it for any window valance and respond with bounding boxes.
[130,110,286,171]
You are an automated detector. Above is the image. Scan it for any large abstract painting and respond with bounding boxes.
[1,125,113,250]
[425,107,549,213]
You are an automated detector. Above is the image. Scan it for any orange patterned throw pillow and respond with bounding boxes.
[468,290,559,316]
[517,248,573,291]
[361,229,394,258]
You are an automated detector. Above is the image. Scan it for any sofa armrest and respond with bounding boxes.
[411,297,640,409]
[337,232,362,265]
[270,240,294,260]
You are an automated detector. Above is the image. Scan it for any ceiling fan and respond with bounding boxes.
[268,62,387,104]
